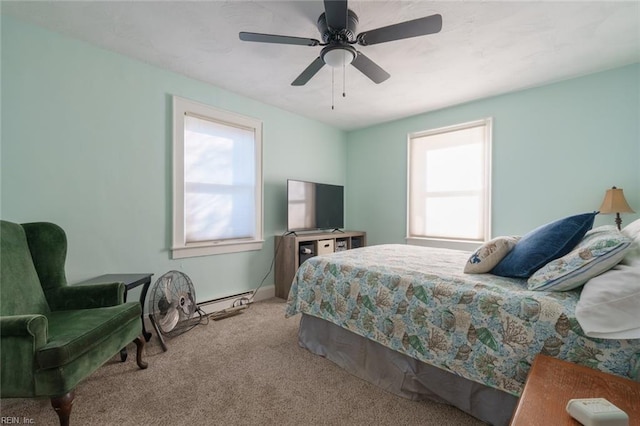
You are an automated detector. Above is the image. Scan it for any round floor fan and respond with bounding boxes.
[148,270,205,351]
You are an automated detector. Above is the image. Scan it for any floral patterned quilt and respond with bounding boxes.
[285,244,640,396]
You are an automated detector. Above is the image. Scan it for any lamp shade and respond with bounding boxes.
[599,186,635,214]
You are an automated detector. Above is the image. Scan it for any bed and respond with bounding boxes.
[285,243,640,425]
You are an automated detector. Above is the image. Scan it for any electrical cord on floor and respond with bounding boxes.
[231,231,286,308]
[167,305,209,336]
[196,306,210,326]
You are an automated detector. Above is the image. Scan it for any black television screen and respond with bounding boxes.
[287,179,344,232]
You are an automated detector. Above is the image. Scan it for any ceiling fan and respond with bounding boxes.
[239,0,442,86]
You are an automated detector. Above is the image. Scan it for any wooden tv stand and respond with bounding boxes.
[274,230,366,299]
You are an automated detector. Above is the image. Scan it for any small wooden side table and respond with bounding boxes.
[510,354,640,425]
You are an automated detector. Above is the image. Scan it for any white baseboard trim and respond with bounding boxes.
[196,285,275,315]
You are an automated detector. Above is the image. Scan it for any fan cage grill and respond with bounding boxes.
[148,270,204,338]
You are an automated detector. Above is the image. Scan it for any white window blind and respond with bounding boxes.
[184,114,256,243]
[408,118,492,242]
[173,97,263,258]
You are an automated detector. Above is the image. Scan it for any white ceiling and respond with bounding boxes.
[3,1,640,131]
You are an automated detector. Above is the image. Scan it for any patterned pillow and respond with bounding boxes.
[491,212,597,278]
[528,226,631,291]
[464,236,520,274]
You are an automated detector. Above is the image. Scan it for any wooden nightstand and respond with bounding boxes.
[510,354,640,425]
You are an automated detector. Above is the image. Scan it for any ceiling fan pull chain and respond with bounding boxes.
[343,61,346,98]
[331,67,335,110]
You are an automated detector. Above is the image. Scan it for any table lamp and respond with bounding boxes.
[598,186,635,230]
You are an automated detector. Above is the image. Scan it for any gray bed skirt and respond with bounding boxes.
[298,314,518,426]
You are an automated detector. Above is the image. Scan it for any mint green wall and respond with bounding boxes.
[3,16,638,302]
[1,17,346,302]
[346,64,640,245]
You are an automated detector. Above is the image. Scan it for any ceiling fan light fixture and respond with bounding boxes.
[239,1,443,86]
[322,47,356,68]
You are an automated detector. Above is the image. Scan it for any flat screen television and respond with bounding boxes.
[287,179,344,232]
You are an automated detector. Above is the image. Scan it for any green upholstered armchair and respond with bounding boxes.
[0,220,148,425]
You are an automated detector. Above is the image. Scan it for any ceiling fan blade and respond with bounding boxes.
[357,14,442,46]
[292,57,325,86]
[239,32,319,47]
[351,52,390,84]
[323,0,348,30]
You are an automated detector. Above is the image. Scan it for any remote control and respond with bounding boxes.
[566,398,629,426]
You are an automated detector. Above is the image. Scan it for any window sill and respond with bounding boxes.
[171,239,264,259]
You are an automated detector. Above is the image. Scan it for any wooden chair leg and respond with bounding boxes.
[134,336,148,369]
[51,391,74,426]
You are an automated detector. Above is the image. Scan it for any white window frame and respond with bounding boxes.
[172,96,263,259]
[406,118,492,250]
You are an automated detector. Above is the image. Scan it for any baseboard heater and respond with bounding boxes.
[197,291,253,320]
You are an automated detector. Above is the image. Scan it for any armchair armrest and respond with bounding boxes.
[0,315,48,348]
[1,315,47,396]
[45,282,125,311]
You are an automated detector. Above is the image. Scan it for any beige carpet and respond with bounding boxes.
[1,298,485,425]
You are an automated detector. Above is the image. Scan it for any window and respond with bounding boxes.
[172,96,263,258]
[407,118,492,244]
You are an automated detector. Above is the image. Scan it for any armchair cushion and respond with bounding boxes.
[37,303,141,369]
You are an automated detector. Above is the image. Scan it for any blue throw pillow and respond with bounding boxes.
[491,212,597,278]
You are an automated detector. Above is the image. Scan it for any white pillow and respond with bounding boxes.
[622,217,640,240]
[621,218,640,266]
[575,262,640,339]
[528,226,631,291]
[463,236,520,274]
